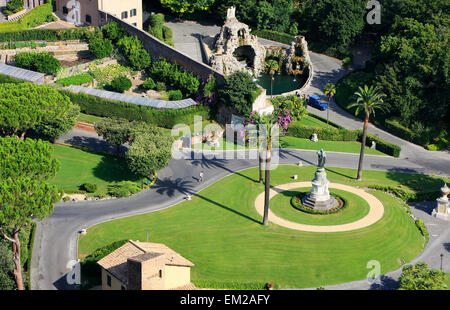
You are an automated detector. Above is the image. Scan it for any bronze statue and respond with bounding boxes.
[317,149,326,169]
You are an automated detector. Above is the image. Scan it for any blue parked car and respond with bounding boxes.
[308,95,328,111]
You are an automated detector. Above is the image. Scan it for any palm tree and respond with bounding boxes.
[265,60,279,99]
[349,85,388,180]
[323,82,336,128]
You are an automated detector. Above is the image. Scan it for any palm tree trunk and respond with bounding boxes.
[357,114,369,180]
[258,151,263,183]
[263,148,272,226]
[326,97,330,128]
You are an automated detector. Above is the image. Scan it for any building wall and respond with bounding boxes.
[98,0,142,30]
[164,265,191,289]
[101,268,125,290]
[53,0,142,29]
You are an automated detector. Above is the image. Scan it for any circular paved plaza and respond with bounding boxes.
[255,182,385,232]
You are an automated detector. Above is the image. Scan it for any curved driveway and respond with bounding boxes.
[31,145,444,290]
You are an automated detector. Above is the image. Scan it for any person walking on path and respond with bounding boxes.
[199,171,204,182]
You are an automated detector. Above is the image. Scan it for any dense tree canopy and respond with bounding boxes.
[0,137,60,181]
[218,71,259,118]
[126,128,173,178]
[160,0,216,15]
[0,83,72,139]
[398,262,447,290]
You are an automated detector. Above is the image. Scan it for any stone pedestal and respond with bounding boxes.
[302,168,338,211]
[432,184,449,221]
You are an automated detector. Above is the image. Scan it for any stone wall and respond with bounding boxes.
[98,10,225,83]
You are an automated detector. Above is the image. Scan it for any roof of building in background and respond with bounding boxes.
[66,85,197,109]
[97,240,195,284]
[0,63,45,84]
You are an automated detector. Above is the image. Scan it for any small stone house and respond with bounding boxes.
[97,240,196,290]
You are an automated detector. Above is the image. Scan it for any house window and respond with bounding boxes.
[130,9,137,17]
[107,274,111,287]
[62,6,68,15]
[85,15,91,24]
[159,270,162,278]
[121,11,128,19]
[132,23,137,27]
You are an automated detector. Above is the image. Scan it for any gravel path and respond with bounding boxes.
[254,182,384,232]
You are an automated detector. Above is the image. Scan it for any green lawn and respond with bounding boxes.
[79,165,436,289]
[50,144,143,196]
[77,113,105,124]
[270,188,370,226]
[293,115,336,129]
[446,274,450,289]
[279,136,385,155]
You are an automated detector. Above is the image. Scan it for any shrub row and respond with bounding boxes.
[287,123,401,157]
[364,133,401,157]
[56,73,93,86]
[251,29,295,45]
[61,90,211,128]
[107,181,140,198]
[415,218,429,243]
[14,51,61,74]
[287,123,359,141]
[193,280,268,290]
[0,73,22,84]
[291,194,346,215]
[385,119,427,146]
[0,26,96,42]
[368,185,440,203]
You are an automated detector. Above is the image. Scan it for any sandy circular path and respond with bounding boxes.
[255,182,384,232]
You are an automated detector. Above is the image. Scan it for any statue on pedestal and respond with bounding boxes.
[317,149,326,169]
[432,183,449,220]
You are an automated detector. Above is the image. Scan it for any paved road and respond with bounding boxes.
[32,128,447,290]
[31,20,450,290]
[166,19,450,177]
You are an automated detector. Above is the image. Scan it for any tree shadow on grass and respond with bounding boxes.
[190,156,257,183]
[325,167,356,180]
[92,155,141,183]
[151,176,260,224]
[384,170,445,194]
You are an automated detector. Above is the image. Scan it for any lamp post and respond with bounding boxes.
[440,253,444,271]
[271,75,274,99]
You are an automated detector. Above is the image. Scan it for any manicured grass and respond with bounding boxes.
[279,136,385,155]
[50,144,142,196]
[293,115,332,129]
[446,274,450,289]
[77,113,105,124]
[79,165,432,289]
[270,188,370,226]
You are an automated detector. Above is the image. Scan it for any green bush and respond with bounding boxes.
[109,75,132,93]
[363,133,401,158]
[368,185,440,203]
[193,280,267,290]
[102,22,127,43]
[251,29,294,45]
[117,35,151,70]
[107,181,141,198]
[141,77,156,90]
[156,81,166,92]
[4,0,24,16]
[14,51,61,75]
[81,183,97,193]
[0,27,96,42]
[56,73,93,86]
[291,194,346,214]
[168,89,183,101]
[385,119,429,146]
[63,196,70,202]
[287,123,359,141]
[415,219,429,243]
[88,37,113,59]
[0,73,22,84]
[62,90,212,128]
[150,58,200,97]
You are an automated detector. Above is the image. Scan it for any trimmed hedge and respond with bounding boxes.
[193,280,268,290]
[415,218,429,243]
[0,27,96,42]
[251,29,294,45]
[287,123,359,141]
[385,119,428,146]
[364,133,401,157]
[368,185,440,203]
[14,51,61,74]
[291,193,346,215]
[0,73,23,84]
[287,123,402,157]
[61,90,211,128]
